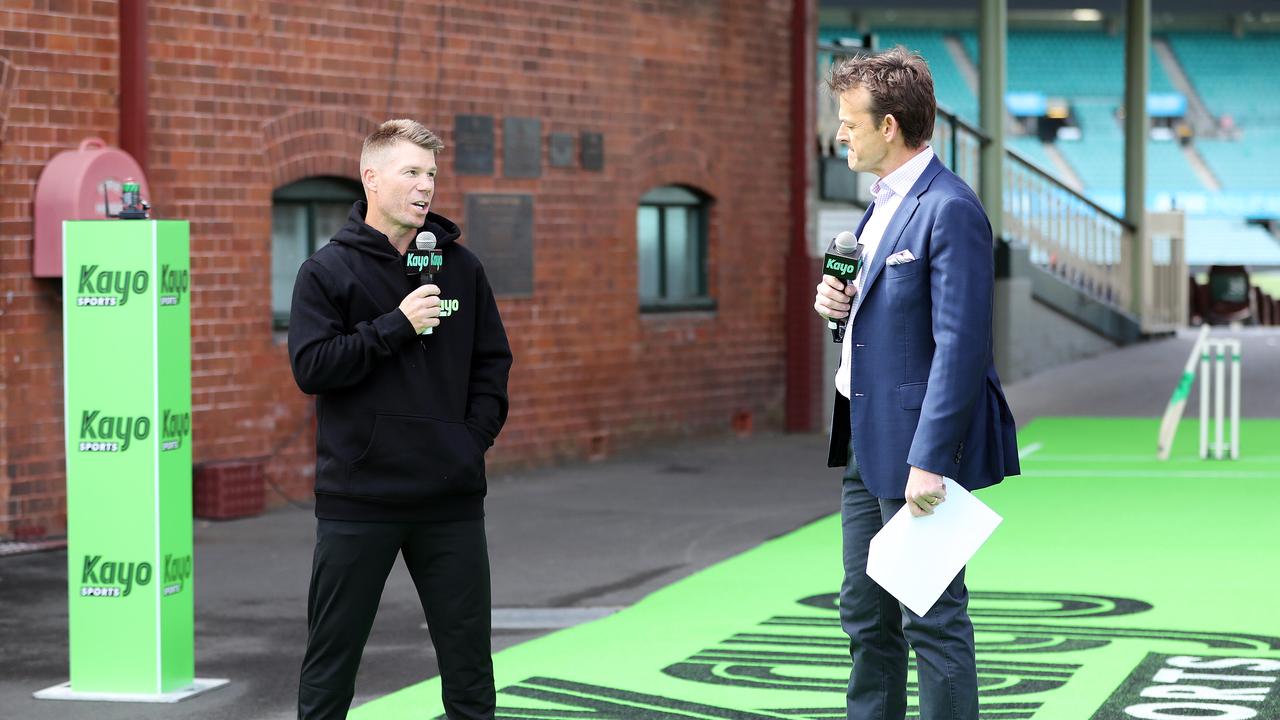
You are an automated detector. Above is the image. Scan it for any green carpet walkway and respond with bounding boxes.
[352,418,1280,720]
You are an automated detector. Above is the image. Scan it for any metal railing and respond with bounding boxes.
[1001,143,1187,333]
[1002,146,1134,314]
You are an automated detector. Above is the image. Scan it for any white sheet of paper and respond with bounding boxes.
[866,477,1002,617]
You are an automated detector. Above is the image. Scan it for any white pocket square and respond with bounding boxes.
[886,250,917,266]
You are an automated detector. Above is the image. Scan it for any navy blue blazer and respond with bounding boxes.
[827,156,1020,498]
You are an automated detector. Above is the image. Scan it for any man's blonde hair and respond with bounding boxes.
[359,119,445,175]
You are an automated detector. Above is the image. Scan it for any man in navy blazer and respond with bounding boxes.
[814,48,1020,720]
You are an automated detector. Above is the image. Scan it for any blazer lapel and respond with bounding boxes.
[853,202,875,238]
[855,156,945,309]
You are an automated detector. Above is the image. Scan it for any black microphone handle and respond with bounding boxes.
[417,272,436,335]
[829,275,852,343]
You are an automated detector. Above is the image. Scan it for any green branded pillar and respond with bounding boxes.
[57,219,201,697]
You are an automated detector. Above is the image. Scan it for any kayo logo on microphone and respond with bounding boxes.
[438,297,460,319]
[78,410,151,453]
[406,251,444,272]
[824,257,859,277]
[76,265,149,307]
[159,264,189,306]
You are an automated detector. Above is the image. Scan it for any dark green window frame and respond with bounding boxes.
[637,185,714,313]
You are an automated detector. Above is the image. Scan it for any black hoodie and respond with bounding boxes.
[288,201,512,522]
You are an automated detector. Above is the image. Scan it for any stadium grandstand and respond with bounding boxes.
[819,0,1280,333]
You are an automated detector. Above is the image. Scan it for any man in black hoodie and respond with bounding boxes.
[289,119,512,720]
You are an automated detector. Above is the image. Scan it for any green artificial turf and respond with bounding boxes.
[352,418,1280,720]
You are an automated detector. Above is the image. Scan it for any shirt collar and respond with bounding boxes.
[870,146,935,204]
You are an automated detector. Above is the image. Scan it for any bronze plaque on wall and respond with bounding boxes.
[454,115,494,175]
[548,133,574,168]
[464,194,534,297]
[503,117,542,178]
[580,131,604,171]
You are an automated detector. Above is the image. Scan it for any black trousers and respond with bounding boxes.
[298,518,494,720]
[840,445,978,720]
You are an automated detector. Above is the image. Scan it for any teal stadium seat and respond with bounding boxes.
[1055,102,1124,191]
[1196,130,1280,191]
[1185,217,1280,267]
[1056,103,1203,195]
[961,31,1175,97]
[819,29,1280,201]
[1168,33,1280,125]
[1168,33,1280,191]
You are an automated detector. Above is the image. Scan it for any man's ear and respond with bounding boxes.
[881,113,899,144]
[362,166,377,195]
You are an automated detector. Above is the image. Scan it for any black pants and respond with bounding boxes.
[840,445,978,720]
[298,518,494,720]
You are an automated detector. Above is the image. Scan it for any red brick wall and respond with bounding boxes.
[0,0,800,539]
[1,1,121,541]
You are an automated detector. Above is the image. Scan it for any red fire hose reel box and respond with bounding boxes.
[32,138,151,278]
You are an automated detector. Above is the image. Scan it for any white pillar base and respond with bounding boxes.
[33,678,229,703]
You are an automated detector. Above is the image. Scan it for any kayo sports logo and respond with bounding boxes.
[158,264,189,306]
[77,265,148,307]
[78,410,150,453]
[161,409,191,452]
[824,257,858,276]
[438,298,460,318]
[163,553,192,596]
[1100,654,1280,719]
[406,251,444,272]
[79,553,192,598]
[80,555,151,597]
[467,591,1280,720]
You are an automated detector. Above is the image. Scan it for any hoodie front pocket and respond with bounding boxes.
[349,414,484,501]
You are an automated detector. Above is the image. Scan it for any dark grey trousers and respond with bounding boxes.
[298,518,494,720]
[840,452,978,720]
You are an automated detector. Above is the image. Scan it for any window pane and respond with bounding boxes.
[271,204,309,322]
[687,208,705,296]
[637,206,661,302]
[664,206,690,300]
[312,202,352,251]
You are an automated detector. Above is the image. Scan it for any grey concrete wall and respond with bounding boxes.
[995,276,1118,382]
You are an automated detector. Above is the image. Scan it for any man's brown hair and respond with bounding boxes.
[360,119,445,175]
[826,47,936,149]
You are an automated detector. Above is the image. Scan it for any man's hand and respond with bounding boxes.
[905,466,946,517]
[814,274,856,320]
[399,284,441,334]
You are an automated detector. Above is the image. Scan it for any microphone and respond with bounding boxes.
[406,231,441,335]
[823,231,864,344]
[413,231,438,284]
